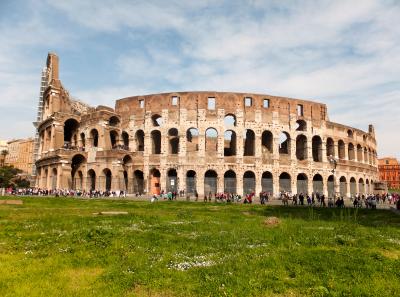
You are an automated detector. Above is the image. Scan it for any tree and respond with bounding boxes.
[0,150,8,167]
[0,166,24,188]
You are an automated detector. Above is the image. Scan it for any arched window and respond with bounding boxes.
[224,130,236,156]
[109,116,120,127]
[348,143,355,161]
[261,130,273,154]
[204,170,218,196]
[186,170,197,196]
[357,144,363,162]
[296,135,307,160]
[279,172,291,193]
[243,129,255,156]
[135,130,144,151]
[312,136,322,162]
[64,119,79,145]
[122,131,129,149]
[224,170,236,194]
[243,171,255,195]
[313,174,323,194]
[261,171,273,193]
[151,130,161,154]
[110,130,119,148]
[205,128,218,152]
[326,138,334,158]
[90,129,99,148]
[151,114,163,127]
[296,173,308,194]
[168,128,179,154]
[103,168,112,191]
[279,132,290,155]
[186,128,199,152]
[295,120,307,131]
[338,140,345,159]
[224,114,236,126]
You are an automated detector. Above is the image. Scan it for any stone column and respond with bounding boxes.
[273,171,280,198]
[307,139,313,161]
[197,170,205,199]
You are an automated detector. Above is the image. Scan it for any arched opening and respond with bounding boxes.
[224,130,236,156]
[243,171,255,195]
[328,175,334,198]
[150,168,161,194]
[90,129,99,148]
[110,130,119,148]
[103,169,112,191]
[167,168,178,192]
[297,173,308,194]
[122,131,129,149]
[204,170,217,196]
[151,114,163,127]
[71,154,86,190]
[151,130,161,154]
[279,132,290,155]
[261,171,273,193]
[224,170,237,194]
[64,119,79,146]
[295,120,307,131]
[279,172,291,193]
[339,176,347,197]
[109,116,120,127]
[243,129,255,156]
[131,170,143,194]
[357,144,363,162]
[205,128,218,152]
[135,130,144,151]
[296,135,307,160]
[186,170,197,196]
[368,149,372,164]
[312,136,323,162]
[359,178,365,194]
[224,114,236,126]
[123,171,128,192]
[88,169,96,191]
[364,147,368,163]
[80,133,86,149]
[326,138,335,158]
[313,174,323,194]
[338,140,345,159]
[186,128,199,152]
[122,155,133,167]
[366,179,370,193]
[347,129,353,138]
[261,130,273,155]
[348,143,355,161]
[350,177,357,196]
[51,168,57,189]
[168,128,179,154]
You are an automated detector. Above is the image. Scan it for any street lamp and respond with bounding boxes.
[328,155,339,199]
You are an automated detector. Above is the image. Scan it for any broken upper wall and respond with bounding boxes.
[114,91,328,128]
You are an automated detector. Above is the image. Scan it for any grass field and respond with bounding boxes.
[0,197,399,297]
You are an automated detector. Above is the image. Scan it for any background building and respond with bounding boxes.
[34,53,379,197]
[378,158,400,190]
[0,140,8,167]
[5,138,34,174]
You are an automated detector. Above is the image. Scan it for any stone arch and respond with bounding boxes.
[312,136,323,162]
[205,128,218,152]
[326,137,335,158]
[80,132,86,148]
[359,178,365,194]
[166,168,178,192]
[168,128,179,154]
[347,129,353,138]
[151,130,161,154]
[186,170,197,196]
[366,179,370,193]
[109,116,120,127]
[350,177,357,196]
[51,168,57,190]
[71,154,86,181]
[204,170,218,196]
[357,144,363,162]
[338,140,345,159]
[261,171,273,193]
[261,130,273,154]
[87,169,96,191]
[103,168,112,191]
[135,130,145,151]
[243,171,255,195]
[296,173,308,194]
[313,174,323,194]
[224,170,237,194]
[295,120,307,131]
[122,155,133,167]
[133,170,144,195]
[224,114,236,126]
[348,143,355,161]
[151,114,163,127]
[279,132,291,155]
[224,130,236,156]
[150,168,161,194]
[339,176,347,197]
[296,135,307,160]
[243,129,255,156]
[90,129,99,148]
[122,131,129,148]
[64,118,79,145]
[327,175,334,198]
[186,128,199,152]
[364,147,368,163]
[110,130,119,148]
[279,172,291,193]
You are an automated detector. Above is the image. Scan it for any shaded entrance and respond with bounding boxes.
[243,171,255,195]
[279,172,291,193]
[167,169,178,192]
[261,171,273,193]
[186,170,197,196]
[224,170,236,194]
[133,170,144,195]
[297,173,308,194]
[150,169,161,195]
[204,170,217,196]
[313,174,323,194]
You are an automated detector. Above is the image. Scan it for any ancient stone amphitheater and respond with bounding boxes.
[34,53,379,198]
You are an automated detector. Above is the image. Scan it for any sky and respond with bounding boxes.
[0,0,399,159]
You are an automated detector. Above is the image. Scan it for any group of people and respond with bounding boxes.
[3,187,126,198]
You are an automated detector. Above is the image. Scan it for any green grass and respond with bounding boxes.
[0,197,399,297]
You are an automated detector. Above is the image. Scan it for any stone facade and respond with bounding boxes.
[4,138,34,174]
[35,53,379,197]
[378,158,400,189]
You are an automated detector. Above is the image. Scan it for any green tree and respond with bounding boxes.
[0,166,22,188]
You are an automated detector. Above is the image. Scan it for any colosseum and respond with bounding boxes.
[34,53,379,199]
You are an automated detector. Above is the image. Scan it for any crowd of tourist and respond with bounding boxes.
[2,187,400,210]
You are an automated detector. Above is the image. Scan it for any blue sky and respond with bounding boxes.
[0,0,399,159]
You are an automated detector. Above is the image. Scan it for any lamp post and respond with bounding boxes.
[328,155,339,198]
